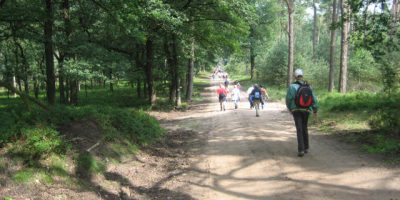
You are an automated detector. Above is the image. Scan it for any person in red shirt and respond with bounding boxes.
[216,84,229,111]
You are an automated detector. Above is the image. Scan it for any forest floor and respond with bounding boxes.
[1,78,400,200]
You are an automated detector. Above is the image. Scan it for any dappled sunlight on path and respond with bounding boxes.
[154,77,400,200]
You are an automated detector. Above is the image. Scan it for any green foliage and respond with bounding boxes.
[318,91,400,157]
[320,92,387,112]
[368,93,400,134]
[76,152,106,175]
[12,169,34,183]
[258,40,287,86]
[17,128,65,158]
[349,48,380,84]
[363,134,400,155]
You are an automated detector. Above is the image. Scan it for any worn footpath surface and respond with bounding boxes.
[151,78,400,200]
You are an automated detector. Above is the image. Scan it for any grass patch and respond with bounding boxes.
[76,152,106,176]
[12,169,34,183]
[0,85,165,187]
[317,91,400,159]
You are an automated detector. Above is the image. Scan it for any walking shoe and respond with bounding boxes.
[297,151,305,157]
[304,149,309,154]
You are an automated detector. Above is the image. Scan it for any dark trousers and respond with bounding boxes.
[292,111,310,152]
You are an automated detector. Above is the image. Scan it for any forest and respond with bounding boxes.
[0,0,399,198]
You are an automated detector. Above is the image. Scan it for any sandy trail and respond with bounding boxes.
[161,78,400,200]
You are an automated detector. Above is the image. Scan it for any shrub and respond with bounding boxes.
[369,94,400,135]
[9,127,66,161]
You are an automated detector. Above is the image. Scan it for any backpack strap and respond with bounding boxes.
[294,81,308,86]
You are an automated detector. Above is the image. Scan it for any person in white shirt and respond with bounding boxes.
[231,85,241,109]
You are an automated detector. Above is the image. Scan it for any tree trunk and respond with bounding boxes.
[143,81,147,99]
[13,40,30,95]
[171,35,180,106]
[312,0,319,61]
[329,0,338,92]
[70,80,78,105]
[33,75,40,99]
[136,79,141,98]
[176,76,181,107]
[17,76,22,92]
[109,68,113,92]
[145,38,156,104]
[44,0,56,105]
[285,0,295,86]
[59,60,66,103]
[65,78,70,102]
[58,0,71,104]
[390,0,399,38]
[186,37,195,101]
[250,26,256,80]
[12,76,17,97]
[164,38,176,103]
[339,0,350,93]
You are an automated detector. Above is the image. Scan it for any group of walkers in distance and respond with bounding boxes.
[214,70,270,117]
[213,68,318,157]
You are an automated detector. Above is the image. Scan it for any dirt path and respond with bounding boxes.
[3,78,398,199]
[153,78,400,200]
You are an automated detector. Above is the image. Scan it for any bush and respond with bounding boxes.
[369,94,400,135]
[9,127,66,161]
[320,92,400,136]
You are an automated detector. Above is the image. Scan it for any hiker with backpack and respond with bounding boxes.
[246,85,254,109]
[224,78,230,88]
[216,83,229,111]
[250,84,263,117]
[286,69,318,157]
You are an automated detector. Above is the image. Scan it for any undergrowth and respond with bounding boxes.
[318,91,400,157]
[0,97,164,184]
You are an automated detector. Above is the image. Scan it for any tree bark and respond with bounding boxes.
[285,0,295,86]
[312,0,319,61]
[171,35,180,106]
[390,0,399,38]
[70,80,78,105]
[58,0,72,104]
[136,79,141,98]
[339,0,350,93]
[186,37,195,101]
[109,68,113,92]
[44,0,56,105]
[329,0,338,92]
[145,38,156,104]
[164,38,176,103]
[250,26,256,80]
[33,75,40,99]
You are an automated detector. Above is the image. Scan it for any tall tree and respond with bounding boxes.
[339,0,350,93]
[186,14,195,101]
[145,37,156,104]
[250,26,256,80]
[284,0,295,86]
[329,0,338,92]
[312,0,319,61]
[57,0,71,104]
[44,0,56,104]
